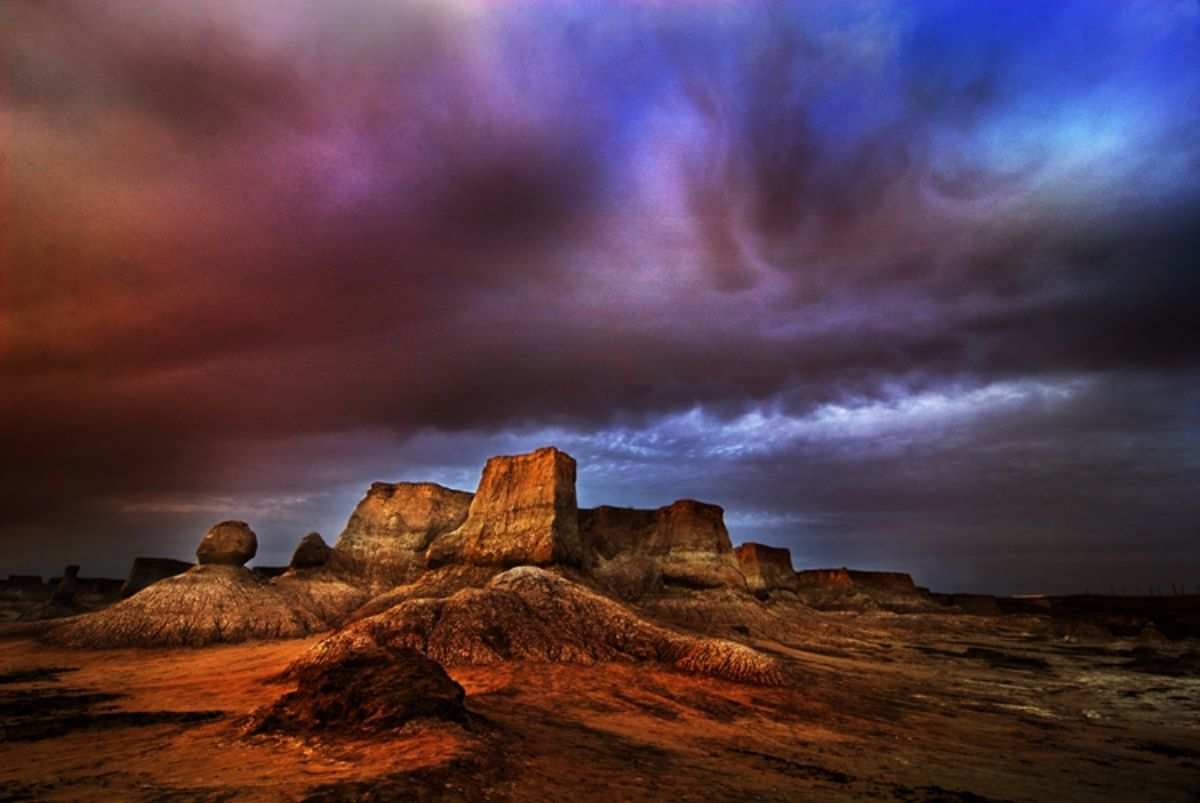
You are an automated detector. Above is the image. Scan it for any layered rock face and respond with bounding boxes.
[294,567,787,686]
[579,500,746,598]
[425,447,586,569]
[333,482,473,586]
[121,559,195,598]
[196,521,257,566]
[794,568,915,591]
[734,543,799,594]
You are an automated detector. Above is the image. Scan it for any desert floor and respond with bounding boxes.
[2,612,1198,802]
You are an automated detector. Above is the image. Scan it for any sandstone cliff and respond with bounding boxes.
[425,447,587,569]
[734,543,799,594]
[579,500,747,598]
[333,482,473,587]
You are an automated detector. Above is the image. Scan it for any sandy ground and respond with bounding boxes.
[1,612,1198,802]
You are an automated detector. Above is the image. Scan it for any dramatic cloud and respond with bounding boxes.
[3,0,1198,593]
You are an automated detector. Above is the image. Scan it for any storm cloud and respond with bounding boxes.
[3,0,1199,593]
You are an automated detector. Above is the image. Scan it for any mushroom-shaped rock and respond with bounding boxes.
[425,447,586,569]
[196,521,257,566]
[246,643,467,737]
[290,532,331,569]
[735,543,799,594]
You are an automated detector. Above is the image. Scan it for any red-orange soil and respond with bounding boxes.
[2,610,1198,802]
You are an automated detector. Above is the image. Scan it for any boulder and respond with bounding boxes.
[734,543,798,594]
[246,644,468,737]
[292,567,787,686]
[333,482,473,587]
[579,500,747,598]
[121,558,193,598]
[291,533,331,569]
[196,521,257,566]
[425,447,586,569]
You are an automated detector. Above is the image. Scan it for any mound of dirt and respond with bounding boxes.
[294,567,788,686]
[246,643,468,737]
[346,564,506,623]
[45,566,331,647]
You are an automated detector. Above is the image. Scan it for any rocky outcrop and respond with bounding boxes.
[579,500,746,598]
[734,543,799,594]
[49,565,80,604]
[794,568,916,591]
[121,558,193,598]
[246,644,468,737]
[794,568,931,613]
[333,482,473,587]
[290,533,331,569]
[425,447,587,569]
[293,567,787,686]
[196,521,257,566]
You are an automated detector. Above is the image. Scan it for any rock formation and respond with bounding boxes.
[793,568,931,612]
[49,565,80,604]
[734,543,799,594]
[425,447,587,569]
[120,558,193,598]
[45,522,350,647]
[793,568,916,591]
[294,566,787,686]
[579,500,747,598]
[290,533,331,569]
[196,521,257,566]
[333,482,473,587]
[246,644,468,737]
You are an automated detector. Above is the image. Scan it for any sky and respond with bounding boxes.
[3,0,1199,594]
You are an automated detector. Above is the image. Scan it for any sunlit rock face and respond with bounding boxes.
[579,500,747,598]
[425,447,587,569]
[734,543,799,594]
[333,482,473,587]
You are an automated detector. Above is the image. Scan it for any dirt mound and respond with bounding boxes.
[347,564,505,622]
[246,643,468,737]
[45,565,331,647]
[294,567,788,686]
